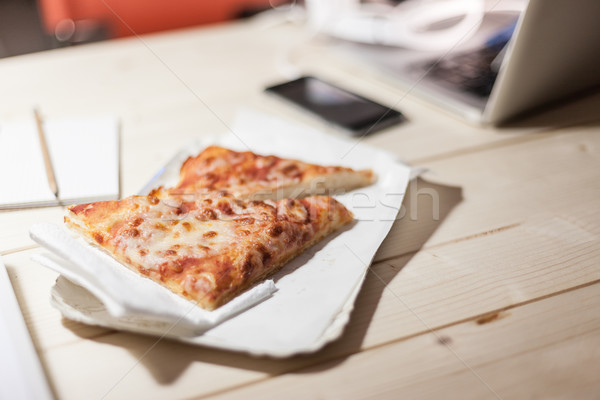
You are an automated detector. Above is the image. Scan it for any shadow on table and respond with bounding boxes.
[308,177,463,369]
[82,178,462,387]
[498,88,600,130]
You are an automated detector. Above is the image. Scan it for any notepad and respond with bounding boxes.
[0,117,120,209]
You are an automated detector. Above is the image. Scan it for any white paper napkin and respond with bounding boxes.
[30,223,276,337]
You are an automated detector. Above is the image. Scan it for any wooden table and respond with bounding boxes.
[2,13,599,400]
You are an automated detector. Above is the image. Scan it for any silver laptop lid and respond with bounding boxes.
[485,0,600,124]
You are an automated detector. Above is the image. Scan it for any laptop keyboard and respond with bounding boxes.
[422,42,506,98]
[419,20,517,98]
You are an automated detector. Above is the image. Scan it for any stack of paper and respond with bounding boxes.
[0,117,120,209]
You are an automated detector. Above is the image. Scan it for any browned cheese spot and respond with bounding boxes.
[198,208,218,220]
[168,261,183,273]
[202,172,217,183]
[268,223,283,237]
[131,217,144,227]
[94,233,104,244]
[281,163,303,179]
[282,163,299,173]
[217,200,234,215]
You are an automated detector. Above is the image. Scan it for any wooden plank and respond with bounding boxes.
[3,123,599,399]
[374,124,600,262]
[0,208,64,255]
[1,15,599,400]
[2,251,109,352]
[206,281,600,400]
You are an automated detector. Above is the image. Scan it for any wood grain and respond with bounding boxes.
[375,125,600,262]
[5,126,599,398]
[206,281,600,400]
[0,12,599,400]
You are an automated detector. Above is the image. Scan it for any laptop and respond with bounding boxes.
[338,0,600,125]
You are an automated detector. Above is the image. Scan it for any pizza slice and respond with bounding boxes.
[65,193,353,310]
[168,146,375,200]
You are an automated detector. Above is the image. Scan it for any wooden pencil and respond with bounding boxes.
[33,108,59,198]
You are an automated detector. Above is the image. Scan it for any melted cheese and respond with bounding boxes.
[66,194,353,310]
[172,146,375,201]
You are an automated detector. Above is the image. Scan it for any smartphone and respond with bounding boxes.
[265,76,405,136]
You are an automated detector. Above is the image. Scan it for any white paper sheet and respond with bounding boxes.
[0,117,120,208]
[32,110,412,357]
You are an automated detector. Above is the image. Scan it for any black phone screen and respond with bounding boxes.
[265,76,404,136]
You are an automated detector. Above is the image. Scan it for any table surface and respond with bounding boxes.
[1,12,599,400]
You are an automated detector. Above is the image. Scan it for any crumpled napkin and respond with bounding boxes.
[30,223,277,337]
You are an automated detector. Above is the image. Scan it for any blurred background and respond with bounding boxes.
[3,0,597,125]
[0,0,290,58]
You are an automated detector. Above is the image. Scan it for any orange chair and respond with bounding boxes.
[38,0,281,39]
